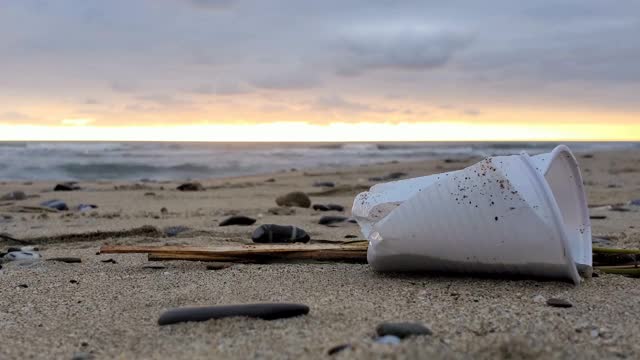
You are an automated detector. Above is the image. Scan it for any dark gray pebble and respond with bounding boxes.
[101,258,117,264]
[158,303,309,325]
[376,322,432,339]
[319,216,349,225]
[547,298,573,308]
[589,215,606,220]
[41,199,68,211]
[344,235,358,239]
[54,182,81,191]
[219,216,257,226]
[18,284,28,288]
[48,257,82,263]
[312,204,344,212]
[313,181,335,188]
[252,224,310,243]
[631,199,640,206]
[177,182,204,191]
[327,343,352,356]
[368,172,407,182]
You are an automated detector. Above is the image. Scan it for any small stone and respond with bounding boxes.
[144,192,157,197]
[0,191,26,201]
[319,216,349,226]
[163,226,190,237]
[630,199,640,206]
[313,181,335,187]
[54,182,81,191]
[219,216,257,227]
[48,257,82,264]
[376,322,432,339]
[327,344,352,356]
[369,172,408,182]
[70,279,78,284]
[3,251,41,262]
[160,207,168,215]
[264,178,276,183]
[251,224,310,243]
[375,335,401,345]
[275,192,311,208]
[177,182,204,191]
[158,303,310,325]
[547,298,573,308]
[589,215,606,220]
[268,207,296,215]
[41,199,68,211]
[18,284,28,288]
[101,258,117,264]
[206,263,233,270]
[312,204,344,212]
[76,204,98,212]
[344,235,358,239]
[532,294,546,303]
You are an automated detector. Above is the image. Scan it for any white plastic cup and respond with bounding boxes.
[353,145,590,284]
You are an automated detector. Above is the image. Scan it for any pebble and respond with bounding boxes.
[265,178,276,183]
[312,204,345,212]
[144,192,157,197]
[3,251,41,262]
[630,199,640,206]
[77,204,98,212]
[177,182,204,191]
[376,322,432,339]
[157,303,310,325]
[547,298,573,308]
[163,226,190,237]
[313,181,335,187]
[47,257,82,263]
[206,263,233,270]
[589,215,606,220]
[267,207,296,215]
[368,172,408,182]
[54,182,81,191]
[0,191,26,201]
[251,224,310,243]
[41,199,69,211]
[327,344,352,356]
[532,294,546,303]
[319,216,349,226]
[344,235,358,239]
[275,192,311,208]
[101,258,117,264]
[219,215,257,227]
[375,335,401,345]
[160,207,169,215]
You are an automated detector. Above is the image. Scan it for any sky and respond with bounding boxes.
[1,0,639,141]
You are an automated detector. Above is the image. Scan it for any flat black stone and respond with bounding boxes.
[101,258,117,264]
[546,298,573,308]
[251,224,310,243]
[376,322,432,339]
[313,181,335,187]
[54,183,81,191]
[313,204,344,212]
[158,303,309,325]
[589,215,607,219]
[219,216,257,226]
[319,216,349,225]
[177,182,204,191]
[47,257,82,263]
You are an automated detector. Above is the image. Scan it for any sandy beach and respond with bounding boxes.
[1,149,640,359]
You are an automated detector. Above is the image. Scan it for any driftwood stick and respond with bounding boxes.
[100,243,368,264]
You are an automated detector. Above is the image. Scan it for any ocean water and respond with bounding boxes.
[0,142,637,181]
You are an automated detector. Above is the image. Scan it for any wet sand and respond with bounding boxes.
[1,150,639,359]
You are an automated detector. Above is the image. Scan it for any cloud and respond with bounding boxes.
[251,72,321,90]
[335,24,473,76]
[183,0,234,9]
[193,82,250,95]
[110,81,137,93]
[313,95,371,112]
[0,111,33,121]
